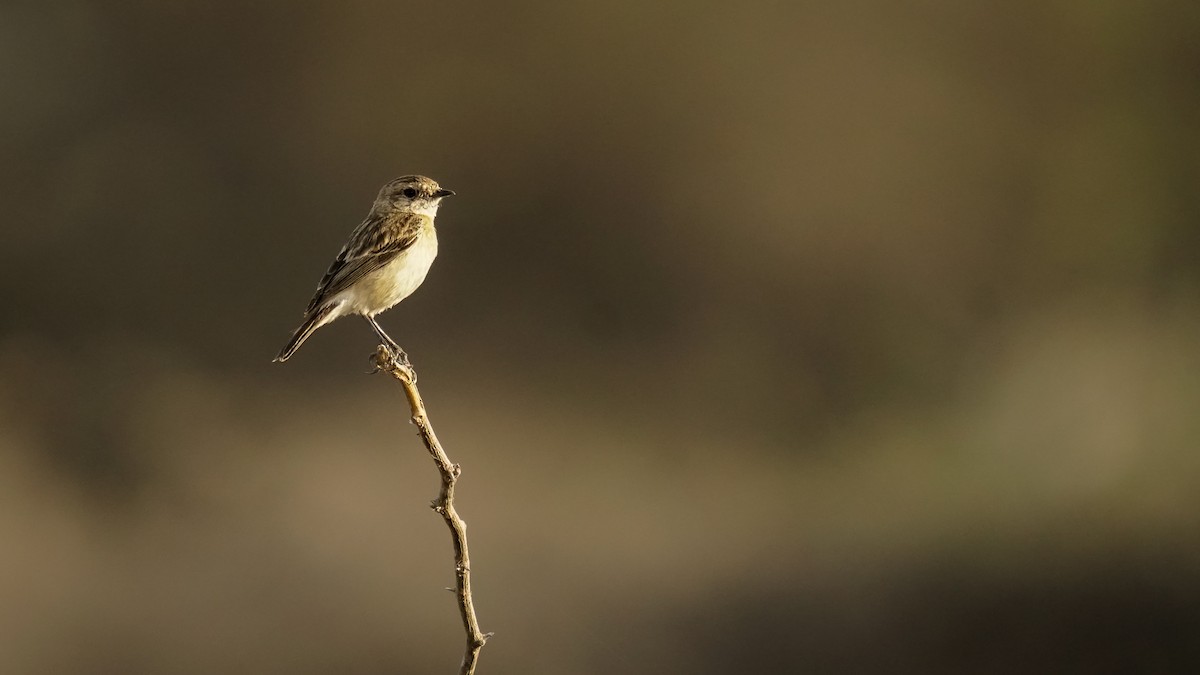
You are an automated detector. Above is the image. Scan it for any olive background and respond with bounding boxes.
[3,1,1200,673]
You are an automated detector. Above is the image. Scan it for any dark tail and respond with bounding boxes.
[274,304,336,362]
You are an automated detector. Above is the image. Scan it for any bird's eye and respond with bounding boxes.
[401,187,418,199]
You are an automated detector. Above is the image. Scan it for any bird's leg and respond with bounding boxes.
[363,315,410,366]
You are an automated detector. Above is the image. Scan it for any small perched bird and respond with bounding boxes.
[275,175,454,363]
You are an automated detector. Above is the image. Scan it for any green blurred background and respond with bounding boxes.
[3,1,1200,673]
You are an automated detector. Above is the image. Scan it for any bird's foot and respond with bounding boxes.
[389,344,412,369]
[375,342,413,374]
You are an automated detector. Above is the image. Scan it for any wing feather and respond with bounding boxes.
[303,211,428,315]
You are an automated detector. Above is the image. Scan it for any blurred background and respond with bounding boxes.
[3,1,1200,672]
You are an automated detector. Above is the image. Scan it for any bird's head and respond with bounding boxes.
[376,175,455,217]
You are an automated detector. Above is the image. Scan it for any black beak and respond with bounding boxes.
[434,188,455,198]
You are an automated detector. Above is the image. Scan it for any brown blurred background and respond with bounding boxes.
[3,1,1200,673]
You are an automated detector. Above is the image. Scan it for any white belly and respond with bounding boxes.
[336,229,438,316]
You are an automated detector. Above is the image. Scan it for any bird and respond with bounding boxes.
[274,175,454,363]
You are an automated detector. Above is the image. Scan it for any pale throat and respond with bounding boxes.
[410,200,443,218]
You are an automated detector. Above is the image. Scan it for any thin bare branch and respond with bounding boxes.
[372,345,491,675]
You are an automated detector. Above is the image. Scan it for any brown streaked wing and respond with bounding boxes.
[303,212,428,315]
